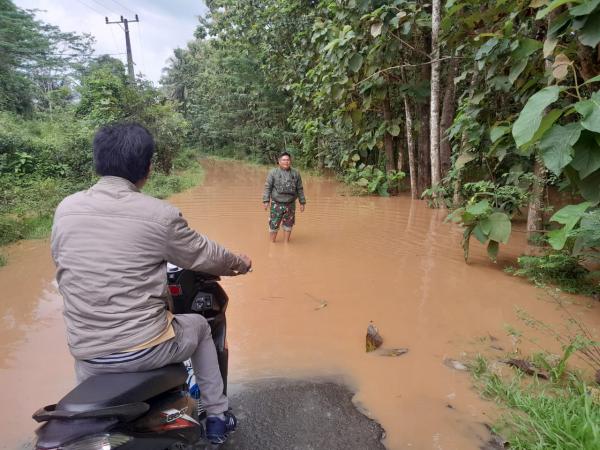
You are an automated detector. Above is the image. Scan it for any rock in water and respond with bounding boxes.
[366,323,383,352]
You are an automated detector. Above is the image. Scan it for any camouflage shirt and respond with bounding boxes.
[262,167,306,205]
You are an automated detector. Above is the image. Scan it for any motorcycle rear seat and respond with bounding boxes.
[56,363,188,413]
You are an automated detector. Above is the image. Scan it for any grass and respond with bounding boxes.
[143,156,204,199]
[0,148,205,266]
[506,252,600,298]
[471,356,600,449]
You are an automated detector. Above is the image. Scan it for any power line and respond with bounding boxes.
[74,0,105,16]
[72,0,122,57]
[136,19,147,78]
[89,0,120,16]
[109,0,136,16]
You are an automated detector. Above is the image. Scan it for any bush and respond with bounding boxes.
[507,252,599,296]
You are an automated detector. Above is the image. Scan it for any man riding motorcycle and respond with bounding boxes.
[50,123,251,445]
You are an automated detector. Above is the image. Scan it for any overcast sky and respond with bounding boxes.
[14,0,207,84]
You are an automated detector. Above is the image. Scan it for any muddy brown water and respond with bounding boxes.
[1,159,599,449]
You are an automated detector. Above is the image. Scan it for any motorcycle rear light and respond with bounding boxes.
[58,433,132,450]
[168,284,183,296]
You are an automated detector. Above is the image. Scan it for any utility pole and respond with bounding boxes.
[105,14,139,83]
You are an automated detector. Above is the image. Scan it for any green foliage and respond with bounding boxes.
[0,2,195,269]
[547,202,593,251]
[448,198,512,262]
[507,252,599,296]
[343,162,405,196]
[472,354,600,450]
[0,0,93,114]
[462,180,529,216]
[447,177,528,262]
[143,150,204,199]
[422,185,451,208]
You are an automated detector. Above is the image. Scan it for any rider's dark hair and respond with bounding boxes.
[278,151,291,160]
[93,123,155,184]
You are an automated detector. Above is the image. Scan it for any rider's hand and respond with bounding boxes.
[236,254,252,274]
[263,202,269,210]
[300,204,305,213]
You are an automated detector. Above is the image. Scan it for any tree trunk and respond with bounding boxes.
[404,95,418,199]
[440,59,458,178]
[383,93,395,173]
[527,158,545,241]
[429,0,442,188]
[418,104,431,195]
[526,11,561,242]
[396,136,405,173]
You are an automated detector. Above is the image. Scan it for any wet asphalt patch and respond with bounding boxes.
[220,378,386,450]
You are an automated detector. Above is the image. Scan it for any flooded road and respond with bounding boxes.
[1,159,599,449]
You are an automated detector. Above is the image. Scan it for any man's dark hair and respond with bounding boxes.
[93,123,155,184]
[278,151,291,159]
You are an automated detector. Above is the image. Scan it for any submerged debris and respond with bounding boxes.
[443,358,468,371]
[504,359,549,380]
[366,323,383,352]
[314,300,328,310]
[380,348,409,357]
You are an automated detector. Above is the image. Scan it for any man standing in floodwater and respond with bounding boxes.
[262,152,306,243]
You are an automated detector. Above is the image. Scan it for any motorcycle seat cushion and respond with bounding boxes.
[57,364,188,413]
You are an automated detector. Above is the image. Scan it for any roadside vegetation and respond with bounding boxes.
[161,0,600,297]
[0,1,199,266]
[469,298,600,449]
[472,354,600,449]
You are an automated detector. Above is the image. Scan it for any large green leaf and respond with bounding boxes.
[583,74,600,85]
[472,224,488,244]
[466,199,491,216]
[571,131,600,178]
[550,201,593,225]
[536,0,576,19]
[475,37,499,60]
[548,201,592,250]
[490,125,510,143]
[508,59,528,85]
[574,91,600,132]
[577,169,600,202]
[512,86,561,147]
[539,123,582,175]
[548,11,572,36]
[348,53,364,73]
[455,152,477,169]
[510,38,542,60]
[579,11,600,47]
[570,0,600,15]
[481,212,511,244]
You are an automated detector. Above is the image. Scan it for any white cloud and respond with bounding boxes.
[14,0,206,83]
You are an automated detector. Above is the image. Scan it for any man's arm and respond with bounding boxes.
[262,170,274,205]
[165,211,250,275]
[296,171,306,206]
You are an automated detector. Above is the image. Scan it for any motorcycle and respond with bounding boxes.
[32,264,231,450]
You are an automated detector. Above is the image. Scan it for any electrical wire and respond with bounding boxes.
[72,0,122,57]
[89,0,120,16]
[73,0,106,16]
[136,18,147,77]
[109,0,136,15]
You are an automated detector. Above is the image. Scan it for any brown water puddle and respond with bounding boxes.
[1,159,599,449]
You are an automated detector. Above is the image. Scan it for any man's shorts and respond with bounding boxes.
[269,201,295,232]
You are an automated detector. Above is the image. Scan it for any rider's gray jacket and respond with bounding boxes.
[51,176,247,360]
